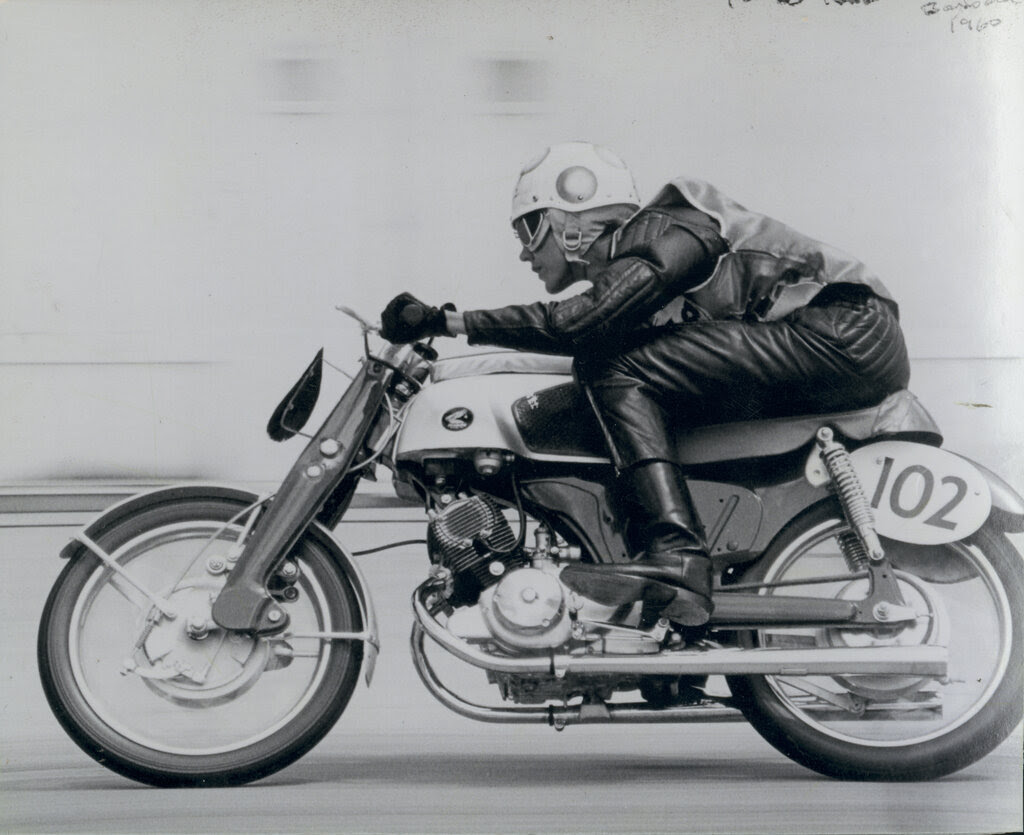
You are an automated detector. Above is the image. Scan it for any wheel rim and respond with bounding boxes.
[68,521,340,756]
[755,518,1014,747]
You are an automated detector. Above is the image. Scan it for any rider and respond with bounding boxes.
[380,141,910,627]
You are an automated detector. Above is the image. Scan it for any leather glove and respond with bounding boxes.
[380,292,455,344]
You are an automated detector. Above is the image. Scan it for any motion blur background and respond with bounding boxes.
[2,0,1022,492]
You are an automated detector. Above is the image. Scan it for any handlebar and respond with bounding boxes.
[335,303,435,374]
[335,305,379,335]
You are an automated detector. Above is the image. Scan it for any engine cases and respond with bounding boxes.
[479,567,572,650]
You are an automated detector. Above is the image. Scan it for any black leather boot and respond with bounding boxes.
[560,461,714,626]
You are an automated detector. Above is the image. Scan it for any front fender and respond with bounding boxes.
[60,483,379,685]
[59,484,263,560]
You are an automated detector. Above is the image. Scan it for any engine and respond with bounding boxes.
[427,496,579,652]
[479,566,573,650]
[427,495,527,607]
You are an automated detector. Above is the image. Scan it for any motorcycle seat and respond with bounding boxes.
[674,390,942,465]
[512,382,942,465]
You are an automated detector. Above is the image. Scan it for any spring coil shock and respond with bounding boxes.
[837,531,870,572]
[816,427,886,565]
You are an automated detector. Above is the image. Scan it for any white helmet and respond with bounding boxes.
[511,141,640,223]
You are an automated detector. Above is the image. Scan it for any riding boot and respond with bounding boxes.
[560,461,714,626]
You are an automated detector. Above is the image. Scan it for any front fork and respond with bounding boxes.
[210,360,390,634]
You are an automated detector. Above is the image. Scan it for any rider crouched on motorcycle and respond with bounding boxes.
[380,141,910,628]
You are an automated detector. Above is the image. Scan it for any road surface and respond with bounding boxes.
[2,520,1021,834]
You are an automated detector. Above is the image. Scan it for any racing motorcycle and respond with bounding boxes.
[38,307,1024,787]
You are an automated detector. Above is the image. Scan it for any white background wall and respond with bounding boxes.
[1,0,1022,488]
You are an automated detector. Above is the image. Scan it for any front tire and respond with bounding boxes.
[727,501,1023,780]
[38,497,364,787]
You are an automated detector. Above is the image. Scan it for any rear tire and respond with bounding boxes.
[38,497,364,787]
[727,501,1023,780]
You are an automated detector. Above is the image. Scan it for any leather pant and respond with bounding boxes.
[575,290,911,468]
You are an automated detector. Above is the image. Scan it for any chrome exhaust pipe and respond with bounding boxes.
[410,625,745,725]
[412,583,949,679]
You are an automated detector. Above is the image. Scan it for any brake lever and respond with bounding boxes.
[335,305,380,335]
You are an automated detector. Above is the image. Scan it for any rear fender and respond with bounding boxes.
[958,456,1024,534]
[60,483,379,685]
[806,439,1024,543]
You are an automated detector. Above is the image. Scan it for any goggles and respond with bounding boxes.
[513,209,551,252]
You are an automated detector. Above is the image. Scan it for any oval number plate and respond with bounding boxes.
[849,442,991,545]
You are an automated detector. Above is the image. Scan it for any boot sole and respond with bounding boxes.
[662,587,713,627]
[559,566,652,607]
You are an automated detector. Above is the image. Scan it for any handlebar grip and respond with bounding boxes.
[400,305,426,326]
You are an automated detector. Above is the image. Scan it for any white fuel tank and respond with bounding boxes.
[393,353,610,464]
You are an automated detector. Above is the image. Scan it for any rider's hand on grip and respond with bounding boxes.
[380,292,455,343]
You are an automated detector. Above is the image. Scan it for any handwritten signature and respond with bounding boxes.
[727,0,1021,33]
[921,0,1022,33]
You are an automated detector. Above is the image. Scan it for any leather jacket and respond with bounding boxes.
[463,178,897,356]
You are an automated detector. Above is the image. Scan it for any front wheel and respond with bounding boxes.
[727,501,1023,781]
[38,497,364,787]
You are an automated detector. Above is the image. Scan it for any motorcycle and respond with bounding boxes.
[38,307,1024,787]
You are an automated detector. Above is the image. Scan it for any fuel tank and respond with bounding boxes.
[394,351,945,470]
[393,352,611,465]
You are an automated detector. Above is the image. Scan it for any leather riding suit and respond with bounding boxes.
[463,178,911,468]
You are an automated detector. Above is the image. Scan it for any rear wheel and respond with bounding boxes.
[38,497,364,786]
[727,501,1023,780]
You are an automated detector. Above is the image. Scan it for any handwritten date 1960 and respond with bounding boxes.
[922,0,1022,33]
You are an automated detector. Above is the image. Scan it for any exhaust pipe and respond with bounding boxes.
[412,583,949,679]
[410,625,746,725]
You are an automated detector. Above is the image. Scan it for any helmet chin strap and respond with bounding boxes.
[552,215,624,286]
[560,214,585,258]
[548,211,592,269]
[546,205,633,273]
[557,216,593,285]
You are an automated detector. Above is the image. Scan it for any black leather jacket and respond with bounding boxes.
[463,206,726,356]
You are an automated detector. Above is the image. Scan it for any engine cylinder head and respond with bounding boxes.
[427,495,524,606]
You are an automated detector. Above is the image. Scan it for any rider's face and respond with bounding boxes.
[520,231,573,294]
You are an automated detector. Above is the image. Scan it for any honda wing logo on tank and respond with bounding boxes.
[442,407,474,431]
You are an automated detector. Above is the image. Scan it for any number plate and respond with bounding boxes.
[850,442,991,545]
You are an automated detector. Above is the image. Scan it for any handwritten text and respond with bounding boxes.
[921,0,1022,32]
[728,0,883,6]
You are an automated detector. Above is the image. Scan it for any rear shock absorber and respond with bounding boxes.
[816,427,885,567]
[837,531,871,572]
